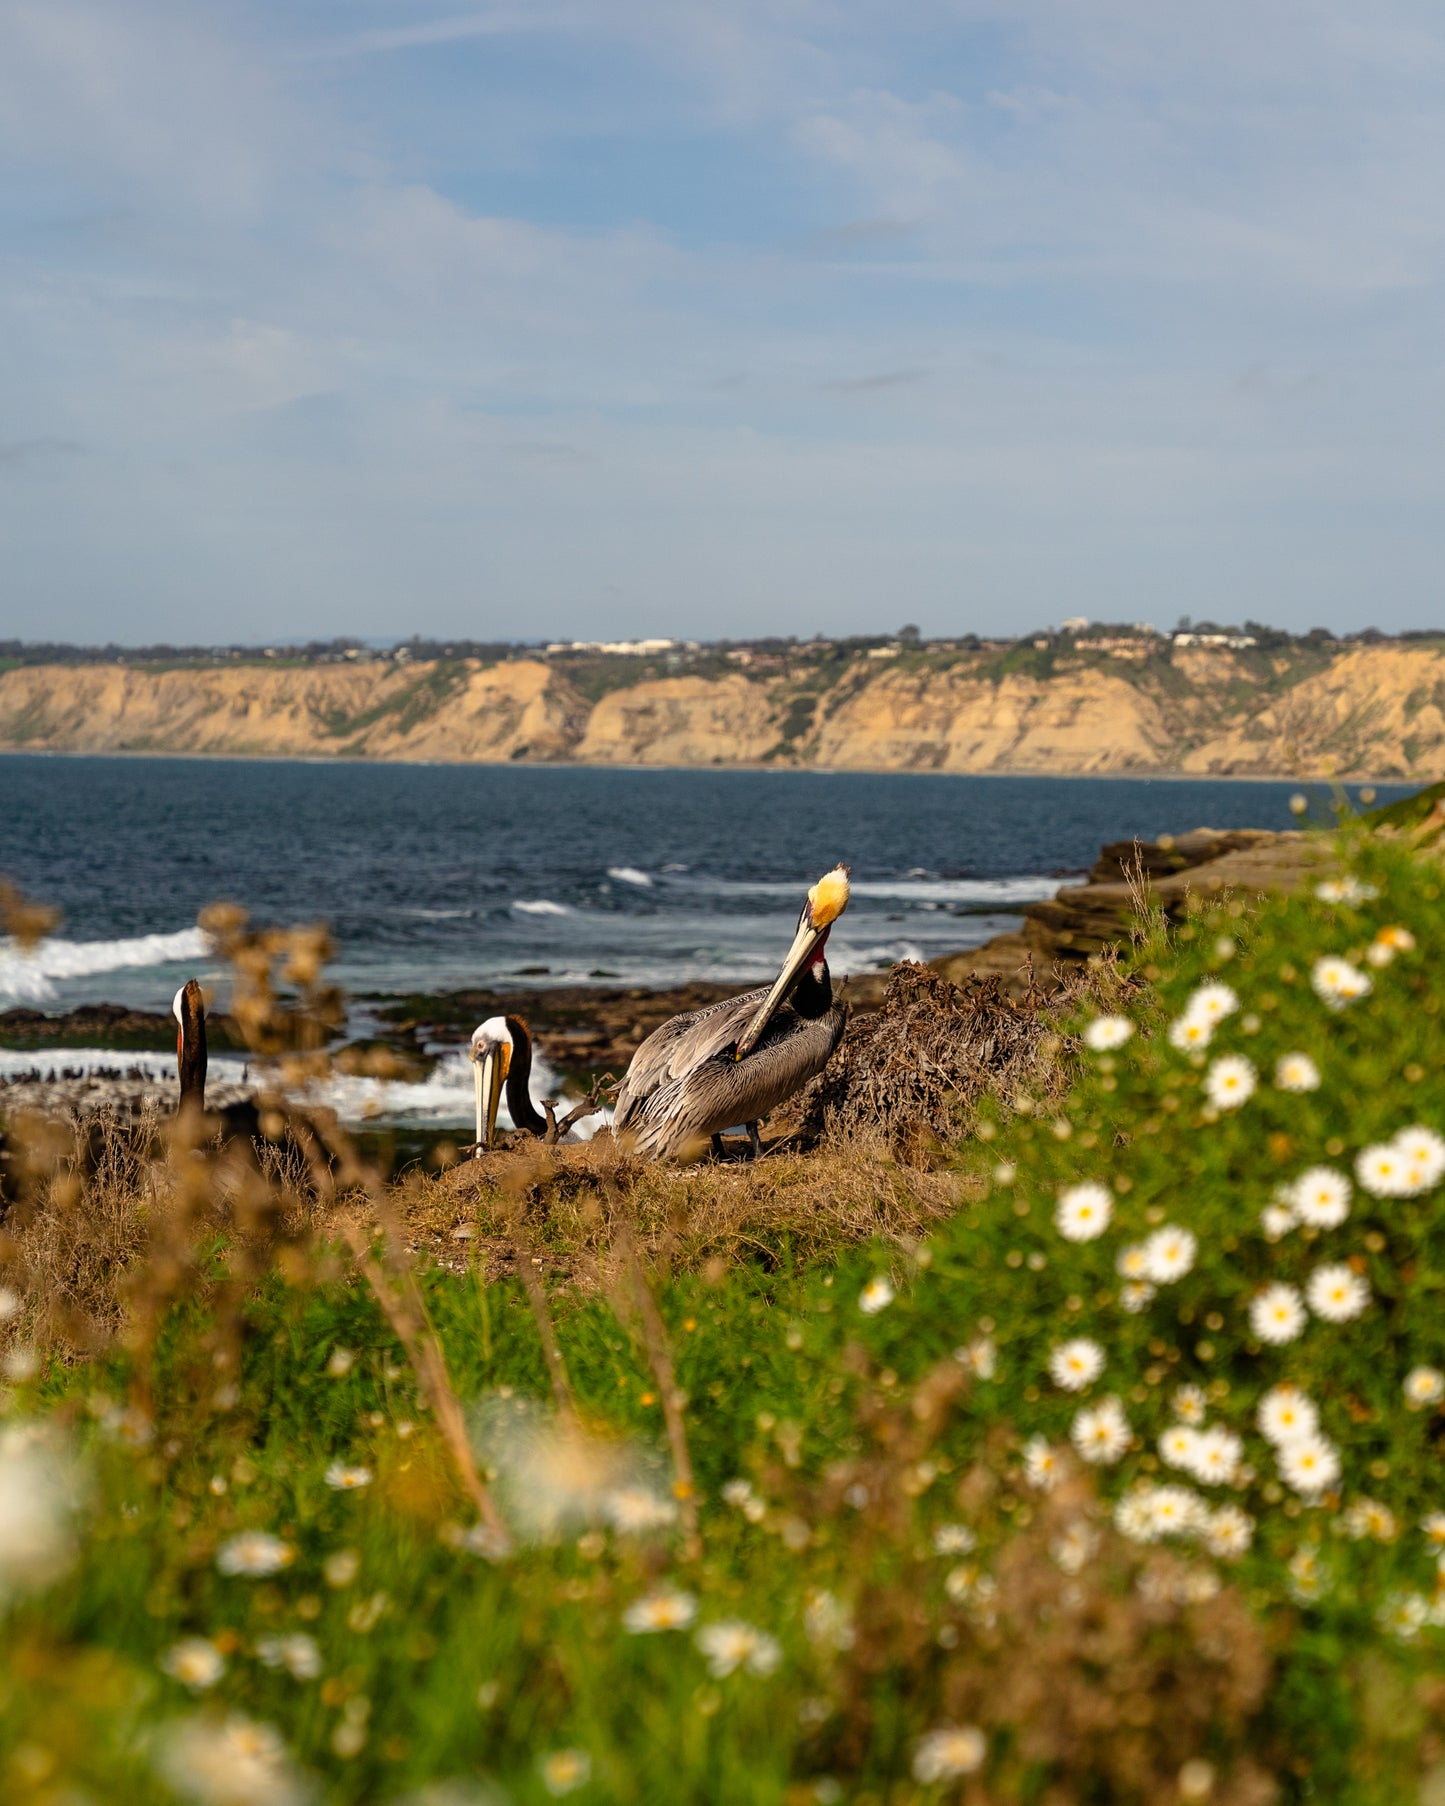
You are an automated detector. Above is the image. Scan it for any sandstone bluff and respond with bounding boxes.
[3,640,1444,779]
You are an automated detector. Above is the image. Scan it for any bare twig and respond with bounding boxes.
[613,1223,700,1556]
[515,1248,579,1425]
[339,1218,508,1544]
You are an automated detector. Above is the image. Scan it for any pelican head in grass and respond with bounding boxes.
[470,1015,549,1150]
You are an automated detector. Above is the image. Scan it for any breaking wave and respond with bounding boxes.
[606,867,653,887]
[0,927,213,1004]
[656,874,1060,906]
[0,1044,605,1136]
[512,900,571,917]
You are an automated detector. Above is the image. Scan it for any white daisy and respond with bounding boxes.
[1190,1425,1243,1486]
[1395,1126,1445,1191]
[944,1563,981,1602]
[622,1589,697,1633]
[1141,1224,1197,1283]
[1261,1204,1296,1241]
[695,1620,781,1678]
[1378,924,1416,951]
[1311,956,1372,1010]
[1149,1484,1207,1538]
[1343,1498,1397,1543]
[1119,1281,1155,1313]
[1204,1055,1256,1111]
[1274,1052,1322,1093]
[161,1638,226,1691]
[324,1464,372,1491]
[1158,1425,1200,1471]
[1083,1015,1134,1051]
[1306,1262,1370,1323]
[1422,1512,1445,1548]
[1315,877,1379,905]
[1257,1385,1319,1445]
[605,1486,678,1534]
[1250,1284,1306,1345]
[858,1277,895,1315]
[1405,1368,1445,1410]
[155,1714,307,1806]
[1185,982,1239,1024]
[912,1726,987,1784]
[1379,1593,1428,1643]
[1287,1545,1325,1601]
[1277,1434,1341,1498]
[255,1633,322,1680]
[1356,1142,1411,1198]
[1070,1397,1130,1465]
[1048,1338,1105,1393]
[1168,1015,1214,1052]
[1172,1384,1207,1426]
[1022,1436,1061,1493]
[803,1588,854,1651]
[1204,1504,1255,1560]
[1116,1244,1149,1279]
[1050,1519,1099,1575]
[933,1522,977,1555]
[1114,1485,1159,1543]
[1366,940,1396,968]
[1289,1167,1352,1229]
[216,1532,293,1578]
[957,1334,997,1380]
[1055,1182,1113,1243]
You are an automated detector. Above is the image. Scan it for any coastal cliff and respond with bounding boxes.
[3,640,1444,778]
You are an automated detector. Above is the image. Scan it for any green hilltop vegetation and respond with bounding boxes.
[4,807,1445,1801]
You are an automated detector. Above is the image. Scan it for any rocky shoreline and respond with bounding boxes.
[0,819,1349,1125]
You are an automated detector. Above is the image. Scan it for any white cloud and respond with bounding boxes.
[2,0,1445,640]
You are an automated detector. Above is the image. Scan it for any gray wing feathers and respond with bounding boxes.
[613,988,767,1128]
[624,1006,845,1158]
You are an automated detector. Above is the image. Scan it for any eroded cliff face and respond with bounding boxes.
[573,675,782,766]
[811,665,1172,773]
[3,643,1443,778]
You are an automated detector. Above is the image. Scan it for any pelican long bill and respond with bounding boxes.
[473,1041,509,1149]
[734,864,850,1061]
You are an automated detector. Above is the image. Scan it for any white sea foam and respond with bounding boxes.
[512,900,570,917]
[658,875,1060,906]
[0,1047,248,1086]
[607,867,653,887]
[0,928,213,1004]
[831,940,926,975]
[0,1044,606,1136]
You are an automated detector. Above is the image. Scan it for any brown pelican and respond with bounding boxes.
[612,865,850,1159]
[173,978,264,1143]
[470,1015,548,1150]
[174,979,210,1116]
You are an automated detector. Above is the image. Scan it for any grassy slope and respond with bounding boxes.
[5,827,1445,1801]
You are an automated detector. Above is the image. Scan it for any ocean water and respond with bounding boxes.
[0,754,1401,1015]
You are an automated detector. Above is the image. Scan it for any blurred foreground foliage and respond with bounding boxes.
[1,817,1445,1803]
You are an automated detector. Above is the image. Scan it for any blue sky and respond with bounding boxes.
[3,1,1445,645]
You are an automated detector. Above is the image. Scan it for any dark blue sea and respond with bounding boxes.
[0,754,1404,1013]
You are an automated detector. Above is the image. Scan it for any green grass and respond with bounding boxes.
[5,827,1445,1801]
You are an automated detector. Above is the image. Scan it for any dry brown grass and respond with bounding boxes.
[786,955,1129,1157]
[0,931,1114,1362]
[384,1127,969,1290]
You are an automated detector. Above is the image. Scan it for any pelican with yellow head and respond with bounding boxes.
[611,864,851,1159]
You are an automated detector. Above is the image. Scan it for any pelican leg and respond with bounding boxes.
[710,1133,726,1159]
[746,1121,762,1160]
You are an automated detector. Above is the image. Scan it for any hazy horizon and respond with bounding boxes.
[5,3,1445,648]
